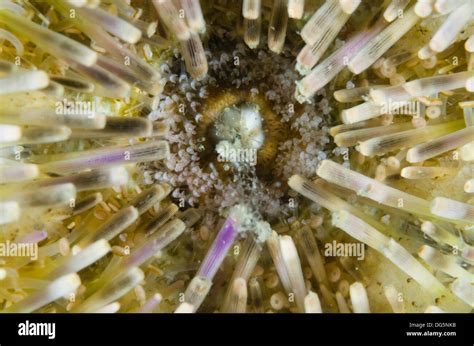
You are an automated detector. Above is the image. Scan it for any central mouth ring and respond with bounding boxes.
[209,102,264,168]
[197,90,286,178]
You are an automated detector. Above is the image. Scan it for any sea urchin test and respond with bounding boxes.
[0,0,472,315]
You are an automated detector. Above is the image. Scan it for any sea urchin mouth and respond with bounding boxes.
[197,90,286,178]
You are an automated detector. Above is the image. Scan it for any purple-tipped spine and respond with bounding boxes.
[197,217,238,280]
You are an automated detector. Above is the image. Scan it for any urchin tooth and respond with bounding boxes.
[297,0,359,71]
[153,0,191,41]
[319,284,338,312]
[382,239,446,295]
[450,279,474,307]
[65,0,99,8]
[0,124,21,143]
[349,282,370,313]
[430,197,474,223]
[249,277,263,312]
[334,121,413,147]
[295,19,386,102]
[401,166,456,179]
[348,6,419,74]
[316,160,432,216]
[222,278,247,313]
[289,176,359,216]
[420,221,465,250]
[0,106,106,129]
[130,184,171,215]
[65,59,131,98]
[72,192,103,216]
[72,267,144,313]
[181,0,206,34]
[340,101,387,124]
[92,218,186,293]
[304,291,322,313]
[418,245,474,282]
[268,0,288,54]
[301,0,359,45]
[76,6,142,44]
[414,0,434,17]
[227,237,261,283]
[406,127,474,163]
[358,119,464,156]
[138,293,162,313]
[460,101,474,126]
[459,141,474,161]
[4,273,81,313]
[94,55,160,96]
[2,177,97,214]
[384,285,405,313]
[92,302,121,313]
[71,117,153,139]
[51,1,162,92]
[403,71,474,97]
[47,240,111,280]
[288,0,305,19]
[0,70,49,95]
[334,211,447,295]
[243,16,261,49]
[0,10,97,66]
[384,0,411,22]
[279,235,307,311]
[197,216,238,280]
[429,1,473,53]
[425,306,445,313]
[38,140,169,174]
[222,236,261,310]
[49,76,94,93]
[27,166,129,193]
[180,276,212,313]
[335,291,351,313]
[13,183,76,209]
[114,219,186,273]
[242,0,261,19]
[41,81,65,98]
[132,19,158,38]
[369,84,413,106]
[329,118,385,136]
[334,85,388,103]
[331,210,390,250]
[0,201,20,225]
[180,33,208,80]
[434,0,465,14]
[174,302,194,313]
[0,125,71,146]
[465,179,474,193]
[143,203,179,237]
[295,226,330,287]
[267,231,292,294]
[0,162,38,183]
[465,34,474,53]
[418,44,436,60]
[76,206,139,248]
